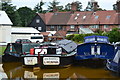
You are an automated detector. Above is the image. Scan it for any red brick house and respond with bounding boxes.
[28,1,120,34]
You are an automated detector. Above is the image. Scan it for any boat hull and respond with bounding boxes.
[22,54,75,68]
[2,54,22,63]
[106,60,120,74]
[74,58,106,67]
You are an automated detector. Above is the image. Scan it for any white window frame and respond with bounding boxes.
[70,25,75,29]
[118,25,120,28]
[50,26,55,31]
[38,27,42,30]
[90,25,99,29]
[58,26,62,30]
[36,19,40,23]
[104,25,109,29]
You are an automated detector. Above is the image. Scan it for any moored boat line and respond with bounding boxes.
[1,36,120,74]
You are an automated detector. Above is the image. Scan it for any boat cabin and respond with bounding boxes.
[34,39,77,55]
[76,35,115,60]
[22,39,77,68]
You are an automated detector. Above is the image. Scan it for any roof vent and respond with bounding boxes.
[77,13,80,16]
[74,16,78,20]
[83,16,86,19]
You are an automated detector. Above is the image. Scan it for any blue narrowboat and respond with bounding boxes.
[106,42,120,74]
[75,35,116,66]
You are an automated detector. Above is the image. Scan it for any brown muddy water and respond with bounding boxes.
[0,62,120,79]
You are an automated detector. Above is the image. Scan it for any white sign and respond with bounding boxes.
[24,57,38,65]
[43,72,59,78]
[24,71,37,78]
[43,57,60,65]
[35,48,47,54]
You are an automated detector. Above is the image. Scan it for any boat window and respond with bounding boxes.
[47,48,56,54]
[84,52,90,55]
[85,38,95,42]
[102,52,107,55]
[97,38,107,42]
[31,37,43,39]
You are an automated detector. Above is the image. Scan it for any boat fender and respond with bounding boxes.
[30,48,34,55]
[10,43,12,52]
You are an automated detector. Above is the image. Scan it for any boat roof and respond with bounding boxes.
[57,39,77,53]
[84,35,109,43]
[84,35,108,39]
[42,39,77,53]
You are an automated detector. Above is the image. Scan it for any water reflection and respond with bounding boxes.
[0,64,7,79]
[1,62,119,79]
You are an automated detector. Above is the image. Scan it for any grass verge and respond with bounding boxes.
[0,46,6,55]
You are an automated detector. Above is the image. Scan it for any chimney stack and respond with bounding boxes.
[53,6,58,12]
[71,2,77,11]
[91,0,99,12]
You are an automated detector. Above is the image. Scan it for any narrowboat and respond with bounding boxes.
[2,42,41,62]
[106,42,120,74]
[75,35,116,66]
[22,39,77,68]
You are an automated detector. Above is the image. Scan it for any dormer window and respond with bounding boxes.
[106,16,111,19]
[95,16,99,19]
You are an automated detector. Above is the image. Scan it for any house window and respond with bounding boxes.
[36,19,40,23]
[38,27,42,30]
[106,16,111,19]
[70,25,75,29]
[80,25,84,28]
[90,25,99,28]
[58,26,62,30]
[95,16,99,19]
[50,26,55,31]
[104,25,109,28]
[118,25,120,28]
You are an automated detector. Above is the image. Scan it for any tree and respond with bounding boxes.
[17,7,36,27]
[108,28,120,42]
[65,3,71,11]
[34,0,45,13]
[2,1,22,26]
[113,4,117,10]
[48,0,63,12]
[75,1,82,11]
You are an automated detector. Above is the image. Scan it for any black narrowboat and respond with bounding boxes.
[22,39,77,68]
[2,42,41,62]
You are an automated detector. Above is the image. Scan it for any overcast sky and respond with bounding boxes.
[11,0,117,10]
